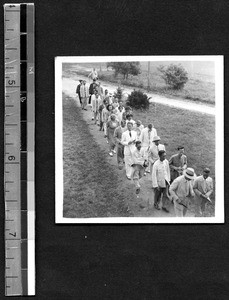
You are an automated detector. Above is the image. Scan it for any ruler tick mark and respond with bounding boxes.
[5,86,20,88]
[6,200,18,202]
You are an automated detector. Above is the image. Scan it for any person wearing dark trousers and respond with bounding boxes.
[89,78,97,105]
[76,80,83,108]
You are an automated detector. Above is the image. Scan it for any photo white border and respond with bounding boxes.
[55,55,224,224]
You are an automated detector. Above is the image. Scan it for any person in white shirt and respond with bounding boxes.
[126,113,136,127]
[140,123,157,173]
[88,68,98,81]
[131,141,148,194]
[91,91,102,125]
[152,150,170,212]
[121,122,137,180]
[193,167,213,217]
[80,80,89,110]
[169,168,195,217]
[148,136,165,174]
[135,120,144,131]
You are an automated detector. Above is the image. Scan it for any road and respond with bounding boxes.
[62,75,215,116]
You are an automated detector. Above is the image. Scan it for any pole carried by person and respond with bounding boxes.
[193,167,213,217]
[169,167,195,217]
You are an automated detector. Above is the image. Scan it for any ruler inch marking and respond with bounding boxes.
[4,3,35,296]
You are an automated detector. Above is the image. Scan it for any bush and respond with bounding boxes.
[126,90,151,110]
[158,64,188,89]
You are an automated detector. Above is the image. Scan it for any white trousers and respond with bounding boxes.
[124,154,133,178]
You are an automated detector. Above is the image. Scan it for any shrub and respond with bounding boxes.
[126,90,151,110]
[158,64,188,89]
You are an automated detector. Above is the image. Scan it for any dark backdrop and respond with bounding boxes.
[0,0,229,299]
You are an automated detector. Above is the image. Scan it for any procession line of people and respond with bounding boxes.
[75,74,214,218]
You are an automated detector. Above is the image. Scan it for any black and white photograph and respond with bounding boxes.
[55,56,223,223]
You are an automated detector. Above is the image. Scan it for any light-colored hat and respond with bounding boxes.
[184,168,195,179]
[153,136,161,142]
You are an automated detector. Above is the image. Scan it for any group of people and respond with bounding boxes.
[75,74,214,218]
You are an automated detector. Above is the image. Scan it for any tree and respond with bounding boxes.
[157,64,188,89]
[126,90,151,110]
[106,62,141,80]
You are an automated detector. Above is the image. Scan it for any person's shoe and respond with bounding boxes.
[154,204,160,210]
[112,149,116,154]
[162,207,169,213]
[136,188,140,194]
[144,172,147,176]
[92,117,94,120]
[109,152,113,157]
[146,170,150,173]
[126,176,131,180]
[106,140,109,144]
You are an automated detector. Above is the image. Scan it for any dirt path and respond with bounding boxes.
[63,76,215,116]
[63,79,197,218]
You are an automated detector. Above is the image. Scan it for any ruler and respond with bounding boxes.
[4,3,35,296]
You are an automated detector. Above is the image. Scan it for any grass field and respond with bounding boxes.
[132,102,216,214]
[63,90,215,217]
[63,93,137,218]
[63,62,215,104]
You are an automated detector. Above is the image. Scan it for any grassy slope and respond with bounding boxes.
[63,93,136,218]
[133,103,215,212]
[63,91,215,217]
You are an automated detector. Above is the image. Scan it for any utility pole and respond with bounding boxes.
[147,61,150,91]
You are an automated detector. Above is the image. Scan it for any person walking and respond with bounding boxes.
[131,141,148,194]
[76,80,83,108]
[152,150,170,212]
[107,114,119,156]
[89,78,97,106]
[169,168,195,217]
[148,136,165,174]
[135,120,144,131]
[91,91,102,125]
[101,104,113,143]
[96,82,104,99]
[193,167,213,217]
[88,68,98,81]
[98,99,107,131]
[80,80,89,110]
[139,123,157,173]
[126,113,136,127]
[121,122,137,180]
[169,146,188,182]
[114,120,127,169]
